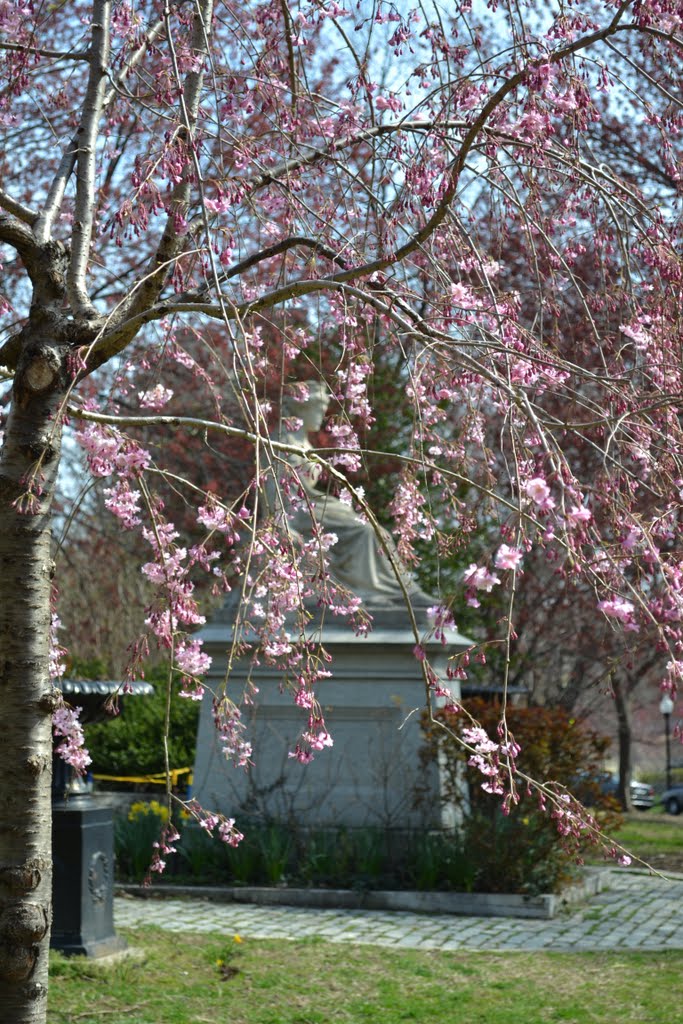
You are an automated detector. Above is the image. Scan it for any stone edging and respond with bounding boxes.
[116,868,607,920]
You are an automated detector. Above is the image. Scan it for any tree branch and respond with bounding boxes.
[65,406,525,522]
[67,0,112,318]
[243,119,466,195]
[34,138,78,246]
[319,3,639,288]
[174,235,352,303]
[278,0,298,115]
[101,17,166,108]
[0,188,37,225]
[0,211,39,262]
[0,41,90,61]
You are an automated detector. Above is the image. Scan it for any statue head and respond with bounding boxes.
[286,380,331,433]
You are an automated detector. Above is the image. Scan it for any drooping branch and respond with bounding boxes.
[110,0,215,330]
[66,0,112,319]
[322,4,639,287]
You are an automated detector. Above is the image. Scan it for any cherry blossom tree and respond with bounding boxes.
[1,1,683,1021]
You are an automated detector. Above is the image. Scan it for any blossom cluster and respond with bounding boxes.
[149,824,181,876]
[187,801,244,847]
[53,704,92,776]
[76,421,151,479]
[461,724,521,799]
[214,697,253,768]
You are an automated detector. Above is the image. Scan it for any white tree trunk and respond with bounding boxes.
[0,328,66,1024]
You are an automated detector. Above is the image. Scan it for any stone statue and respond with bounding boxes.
[265,381,433,608]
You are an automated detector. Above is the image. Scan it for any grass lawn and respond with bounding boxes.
[48,927,676,1024]
[610,812,683,872]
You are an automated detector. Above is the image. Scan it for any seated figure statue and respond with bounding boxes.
[264,380,433,609]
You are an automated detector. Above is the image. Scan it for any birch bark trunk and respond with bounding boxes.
[0,323,67,1024]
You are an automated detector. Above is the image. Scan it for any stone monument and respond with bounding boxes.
[192,383,471,829]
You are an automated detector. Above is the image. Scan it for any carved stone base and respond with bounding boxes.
[193,597,470,829]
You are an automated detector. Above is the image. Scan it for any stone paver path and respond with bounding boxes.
[114,869,683,951]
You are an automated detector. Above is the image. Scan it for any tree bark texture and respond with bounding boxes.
[612,674,633,813]
[0,323,67,1024]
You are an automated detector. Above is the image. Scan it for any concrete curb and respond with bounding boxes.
[116,868,606,920]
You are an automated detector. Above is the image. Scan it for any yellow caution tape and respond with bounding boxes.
[92,767,193,787]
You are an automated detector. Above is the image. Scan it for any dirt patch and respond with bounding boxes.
[638,851,683,873]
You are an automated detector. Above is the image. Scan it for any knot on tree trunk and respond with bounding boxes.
[0,904,48,982]
[0,941,38,982]
[0,902,49,945]
[37,689,61,713]
[22,349,61,394]
[0,861,43,896]
[25,754,50,777]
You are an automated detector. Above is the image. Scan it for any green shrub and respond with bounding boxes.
[76,661,199,781]
[114,800,171,878]
[114,815,480,891]
[419,699,618,894]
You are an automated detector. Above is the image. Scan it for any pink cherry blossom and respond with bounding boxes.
[53,705,92,776]
[566,505,591,527]
[494,545,524,570]
[463,564,501,592]
[176,638,212,678]
[597,596,639,632]
[138,384,174,409]
[524,477,555,510]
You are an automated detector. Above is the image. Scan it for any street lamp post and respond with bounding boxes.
[660,693,675,791]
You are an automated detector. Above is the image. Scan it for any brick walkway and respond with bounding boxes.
[114,868,683,951]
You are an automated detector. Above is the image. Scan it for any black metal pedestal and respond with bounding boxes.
[51,796,127,957]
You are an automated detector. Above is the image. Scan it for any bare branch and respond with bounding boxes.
[175,235,352,303]
[35,17,165,246]
[0,41,90,61]
[0,211,39,261]
[67,0,112,318]
[0,188,37,225]
[110,1,215,329]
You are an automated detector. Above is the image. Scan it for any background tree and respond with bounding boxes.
[1,2,683,1022]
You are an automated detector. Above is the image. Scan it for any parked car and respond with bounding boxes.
[574,772,655,810]
[599,774,655,810]
[660,786,683,815]
[625,778,656,810]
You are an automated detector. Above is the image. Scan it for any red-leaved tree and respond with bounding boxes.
[1,2,683,1020]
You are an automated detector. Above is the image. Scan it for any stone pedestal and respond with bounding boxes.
[193,600,470,829]
[51,797,126,957]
